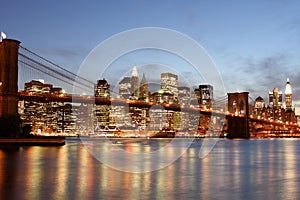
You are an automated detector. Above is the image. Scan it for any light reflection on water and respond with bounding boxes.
[1,138,300,199]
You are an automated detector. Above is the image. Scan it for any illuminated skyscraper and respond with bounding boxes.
[94,79,110,128]
[119,77,131,99]
[21,80,74,134]
[94,79,110,98]
[161,73,178,98]
[177,86,190,130]
[254,96,265,109]
[199,85,213,109]
[269,88,282,108]
[285,78,293,111]
[178,86,190,106]
[253,96,265,117]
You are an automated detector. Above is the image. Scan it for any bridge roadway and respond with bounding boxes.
[18,91,225,116]
[18,91,300,131]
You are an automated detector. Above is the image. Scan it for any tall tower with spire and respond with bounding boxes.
[285,78,293,111]
[139,73,149,101]
[131,66,139,98]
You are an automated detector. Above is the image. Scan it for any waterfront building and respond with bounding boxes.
[75,103,94,134]
[57,103,76,134]
[21,80,75,134]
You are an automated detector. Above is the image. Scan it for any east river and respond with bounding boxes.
[1,138,300,199]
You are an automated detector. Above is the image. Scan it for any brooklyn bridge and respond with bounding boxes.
[1,38,299,138]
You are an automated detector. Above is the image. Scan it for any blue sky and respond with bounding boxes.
[2,0,300,106]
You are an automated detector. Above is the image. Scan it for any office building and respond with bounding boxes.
[161,73,178,98]
[285,78,293,111]
[21,80,75,134]
[119,77,131,99]
[199,85,213,109]
[94,79,111,128]
[131,66,139,99]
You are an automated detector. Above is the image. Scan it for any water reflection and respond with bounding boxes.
[1,138,300,199]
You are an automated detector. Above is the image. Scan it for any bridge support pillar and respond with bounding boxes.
[0,39,21,117]
[227,116,249,138]
[227,92,250,138]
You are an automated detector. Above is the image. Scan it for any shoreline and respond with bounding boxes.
[0,137,65,146]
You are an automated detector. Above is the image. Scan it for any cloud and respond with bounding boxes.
[221,53,299,101]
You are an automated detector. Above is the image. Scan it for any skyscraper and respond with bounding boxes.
[176,86,190,130]
[119,77,131,99]
[285,78,293,111]
[161,73,178,98]
[139,73,149,101]
[94,79,111,128]
[253,96,265,117]
[21,80,72,134]
[94,79,110,98]
[131,66,139,99]
[199,85,213,109]
[269,88,282,108]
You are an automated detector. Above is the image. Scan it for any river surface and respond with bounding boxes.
[1,138,300,199]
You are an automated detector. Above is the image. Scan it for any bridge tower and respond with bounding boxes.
[0,39,21,116]
[227,92,250,138]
